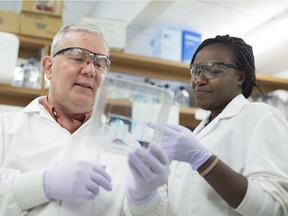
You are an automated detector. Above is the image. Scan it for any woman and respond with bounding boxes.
[159,35,288,215]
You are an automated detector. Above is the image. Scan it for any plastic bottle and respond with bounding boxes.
[12,64,24,87]
[174,85,190,107]
[22,57,41,89]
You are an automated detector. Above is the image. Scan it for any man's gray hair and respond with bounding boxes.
[50,22,110,56]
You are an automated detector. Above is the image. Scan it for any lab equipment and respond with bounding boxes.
[174,85,190,107]
[89,76,175,155]
[0,32,19,84]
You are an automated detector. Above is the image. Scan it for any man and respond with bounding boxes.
[0,22,168,215]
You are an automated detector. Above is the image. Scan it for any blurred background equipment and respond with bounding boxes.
[0,32,19,85]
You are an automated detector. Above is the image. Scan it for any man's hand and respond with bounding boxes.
[43,160,112,200]
[126,144,169,205]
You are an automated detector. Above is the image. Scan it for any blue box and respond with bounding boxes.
[181,30,201,63]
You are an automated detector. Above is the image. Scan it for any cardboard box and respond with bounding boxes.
[81,16,126,51]
[21,0,64,17]
[20,12,62,39]
[150,27,182,62]
[181,30,201,63]
[0,11,21,34]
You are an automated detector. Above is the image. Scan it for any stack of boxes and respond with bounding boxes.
[20,0,63,39]
[1,2,199,61]
[0,0,63,39]
[150,27,202,63]
[0,11,21,34]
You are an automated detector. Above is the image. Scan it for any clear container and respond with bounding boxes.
[89,76,175,155]
[174,85,190,107]
[22,58,41,89]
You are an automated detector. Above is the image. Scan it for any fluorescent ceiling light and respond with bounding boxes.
[244,9,288,55]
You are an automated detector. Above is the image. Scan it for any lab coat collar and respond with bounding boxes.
[22,96,54,121]
[22,96,45,113]
[194,94,249,137]
[217,94,249,120]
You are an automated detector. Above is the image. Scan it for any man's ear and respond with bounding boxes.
[42,56,53,80]
[238,71,245,86]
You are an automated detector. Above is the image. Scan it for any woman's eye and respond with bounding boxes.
[207,68,222,76]
[211,69,220,73]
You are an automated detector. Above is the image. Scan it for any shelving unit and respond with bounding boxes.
[17,35,51,95]
[110,51,288,94]
[1,34,288,127]
[0,84,41,106]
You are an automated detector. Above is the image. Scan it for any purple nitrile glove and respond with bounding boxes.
[43,160,112,201]
[126,144,169,205]
[149,123,213,170]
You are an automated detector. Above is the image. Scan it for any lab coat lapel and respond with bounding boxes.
[194,94,249,139]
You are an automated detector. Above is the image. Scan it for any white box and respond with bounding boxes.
[81,16,126,51]
[0,32,19,85]
[150,27,182,62]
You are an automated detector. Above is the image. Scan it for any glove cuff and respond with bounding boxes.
[190,149,213,170]
[43,169,52,200]
[126,190,156,205]
[127,191,161,214]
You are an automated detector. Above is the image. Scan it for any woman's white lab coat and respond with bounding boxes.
[168,94,288,216]
[0,97,168,216]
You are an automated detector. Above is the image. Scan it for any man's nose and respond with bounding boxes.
[81,58,96,77]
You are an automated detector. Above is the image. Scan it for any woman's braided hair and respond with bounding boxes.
[190,35,262,98]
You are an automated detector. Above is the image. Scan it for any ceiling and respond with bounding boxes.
[2,0,288,78]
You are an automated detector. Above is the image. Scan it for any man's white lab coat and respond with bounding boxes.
[0,97,168,216]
